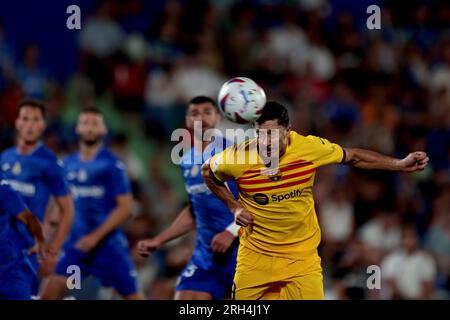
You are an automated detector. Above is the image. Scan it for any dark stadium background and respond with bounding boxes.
[0,0,449,299]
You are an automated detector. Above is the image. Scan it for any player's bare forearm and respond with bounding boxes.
[201,162,241,213]
[50,195,74,252]
[153,204,195,245]
[343,148,429,172]
[17,209,45,244]
[91,194,133,241]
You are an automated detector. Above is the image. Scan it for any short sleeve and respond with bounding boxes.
[209,145,240,182]
[0,180,27,217]
[108,160,132,197]
[44,159,70,197]
[305,135,345,167]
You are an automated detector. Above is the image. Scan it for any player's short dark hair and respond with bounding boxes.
[256,101,290,127]
[17,99,46,118]
[80,106,103,116]
[188,96,217,109]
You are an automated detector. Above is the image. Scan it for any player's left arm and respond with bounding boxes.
[75,160,133,252]
[76,194,133,252]
[342,148,429,172]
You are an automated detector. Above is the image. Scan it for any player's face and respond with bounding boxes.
[255,120,291,159]
[186,102,220,136]
[76,112,107,146]
[15,106,46,145]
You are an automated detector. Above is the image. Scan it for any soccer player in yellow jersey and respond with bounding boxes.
[201,101,429,300]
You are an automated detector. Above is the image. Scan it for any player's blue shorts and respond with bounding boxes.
[0,256,38,300]
[176,261,235,300]
[55,238,138,297]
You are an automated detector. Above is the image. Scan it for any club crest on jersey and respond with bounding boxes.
[78,169,88,182]
[261,167,282,182]
[12,162,21,175]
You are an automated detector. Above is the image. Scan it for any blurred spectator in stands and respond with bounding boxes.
[359,210,402,265]
[381,224,437,299]
[143,61,182,140]
[16,43,48,99]
[80,0,125,95]
[319,184,354,262]
[424,188,450,298]
[112,34,149,112]
[0,22,15,92]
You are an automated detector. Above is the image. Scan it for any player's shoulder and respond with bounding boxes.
[99,148,126,169]
[63,152,79,164]
[0,146,16,159]
[34,145,66,168]
[34,144,58,160]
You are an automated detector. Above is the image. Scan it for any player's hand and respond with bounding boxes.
[211,231,235,253]
[28,241,55,260]
[398,151,429,172]
[75,233,100,253]
[39,255,58,277]
[136,238,161,258]
[234,206,253,227]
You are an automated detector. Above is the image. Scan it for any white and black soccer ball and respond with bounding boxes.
[217,77,266,124]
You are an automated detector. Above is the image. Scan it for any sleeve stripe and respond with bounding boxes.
[341,147,347,163]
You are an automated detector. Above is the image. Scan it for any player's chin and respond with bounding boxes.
[24,137,40,145]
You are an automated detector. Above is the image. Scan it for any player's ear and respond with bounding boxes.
[286,124,291,134]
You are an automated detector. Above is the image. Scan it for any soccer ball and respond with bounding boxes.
[217,77,267,124]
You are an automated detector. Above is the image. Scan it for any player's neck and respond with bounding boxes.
[79,142,103,161]
[17,139,41,155]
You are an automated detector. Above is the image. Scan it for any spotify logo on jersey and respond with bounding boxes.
[253,193,269,205]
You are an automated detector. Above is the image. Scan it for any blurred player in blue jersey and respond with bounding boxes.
[0,176,49,300]
[0,99,74,292]
[137,96,239,300]
[40,107,143,300]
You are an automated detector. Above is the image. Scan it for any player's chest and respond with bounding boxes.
[1,157,46,182]
[65,162,108,185]
[236,155,317,200]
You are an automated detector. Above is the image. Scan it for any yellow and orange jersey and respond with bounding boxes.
[210,130,344,259]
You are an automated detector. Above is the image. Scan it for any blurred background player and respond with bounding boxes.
[137,96,239,300]
[40,107,143,300]
[0,176,48,300]
[202,102,429,300]
[0,99,74,294]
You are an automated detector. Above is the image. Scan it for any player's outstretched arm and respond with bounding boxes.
[201,162,253,227]
[343,148,429,172]
[137,204,195,257]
